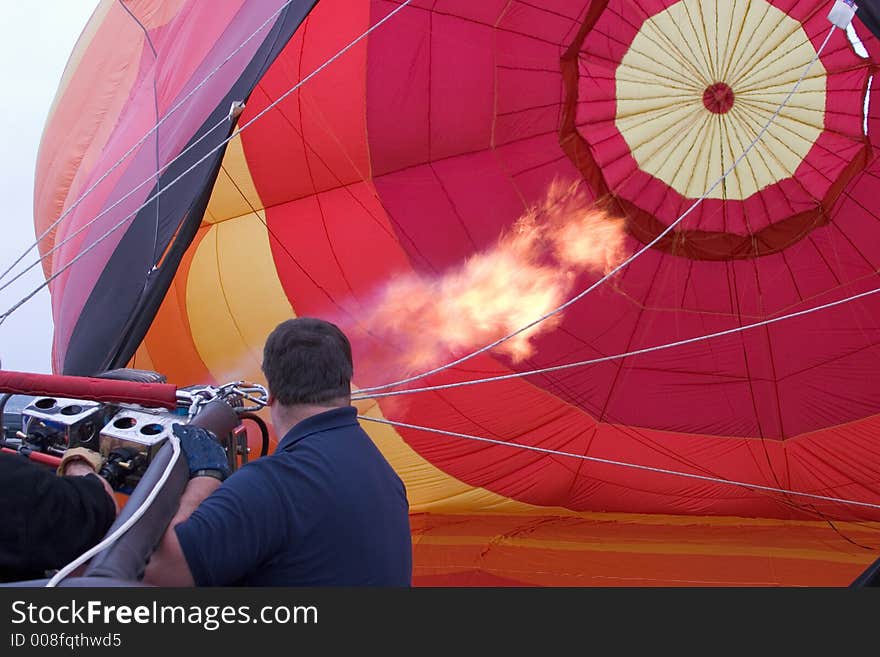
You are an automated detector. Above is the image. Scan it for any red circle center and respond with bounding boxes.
[702,82,735,114]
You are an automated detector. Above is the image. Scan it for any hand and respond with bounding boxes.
[57,446,104,476]
[171,423,232,481]
[57,447,119,515]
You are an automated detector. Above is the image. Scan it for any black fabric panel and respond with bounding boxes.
[857,1,880,39]
[63,0,319,376]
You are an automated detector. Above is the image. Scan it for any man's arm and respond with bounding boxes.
[143,423,231,586]
[143,476,220,587]
[23,457,118,571]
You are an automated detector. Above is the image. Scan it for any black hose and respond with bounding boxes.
[239,412,270,457]
[84,439,189,581]
[94,368,167,383]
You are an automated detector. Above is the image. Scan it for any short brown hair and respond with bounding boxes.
[261,317,352,406]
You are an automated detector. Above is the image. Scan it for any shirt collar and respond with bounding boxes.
[276,406,359,452]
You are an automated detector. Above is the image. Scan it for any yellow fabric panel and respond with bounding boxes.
[186,215,293,384]
[615,0,825,200]
[205,134,264,224]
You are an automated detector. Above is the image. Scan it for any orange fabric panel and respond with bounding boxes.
[34,1,146,276]
[410,513,880,586]
[136,226,213,386]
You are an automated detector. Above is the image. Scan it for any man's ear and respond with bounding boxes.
[267,393,276,405]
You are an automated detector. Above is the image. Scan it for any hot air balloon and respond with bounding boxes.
[29,0,880,585]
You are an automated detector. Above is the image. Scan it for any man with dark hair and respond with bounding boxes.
[261,317,354,406]
[144,317,412,586]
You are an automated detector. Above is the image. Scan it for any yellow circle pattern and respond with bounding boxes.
[614,0,827,201]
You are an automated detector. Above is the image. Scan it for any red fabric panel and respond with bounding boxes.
[241,0,880,520]
[367,1,431,177]
[238,0,370,208]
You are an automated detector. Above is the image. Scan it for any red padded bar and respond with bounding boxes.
[0,371,178,409]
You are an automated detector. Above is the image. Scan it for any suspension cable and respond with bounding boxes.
[0,0,300,287]
[359,414,880,513]
[353,276,880,401]
[356,24,839,395]
[0,0,415,327]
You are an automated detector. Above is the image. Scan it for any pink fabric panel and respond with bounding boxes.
[494,30,564,147]
[429,13,494,162]
[498,1,582,45]
[431,0,509,26]
[52,0,287,362]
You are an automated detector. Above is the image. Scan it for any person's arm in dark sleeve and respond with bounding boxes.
[173,464,284,586]
[143,423,246,587]
[21,463,118,573]
[145,463,282,586]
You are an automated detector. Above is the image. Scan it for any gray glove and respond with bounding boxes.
[172,423,231,481]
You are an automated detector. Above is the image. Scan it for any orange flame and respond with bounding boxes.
[365,179,626,372]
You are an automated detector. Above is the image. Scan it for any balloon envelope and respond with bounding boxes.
[34,0,880,584]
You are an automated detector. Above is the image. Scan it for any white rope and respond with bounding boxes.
[353,277,880,401]
[0,0,299,288]
[0,0,415,327]
[356,24,839,395]
[0,120,225,297]
[45,436,181,587]
[358,414,880,512]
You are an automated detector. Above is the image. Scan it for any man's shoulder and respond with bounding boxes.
[224,447,322,490]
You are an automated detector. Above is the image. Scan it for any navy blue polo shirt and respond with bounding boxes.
[175,406,412,586]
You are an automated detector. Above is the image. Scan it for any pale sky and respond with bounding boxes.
[0,1,99,373]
